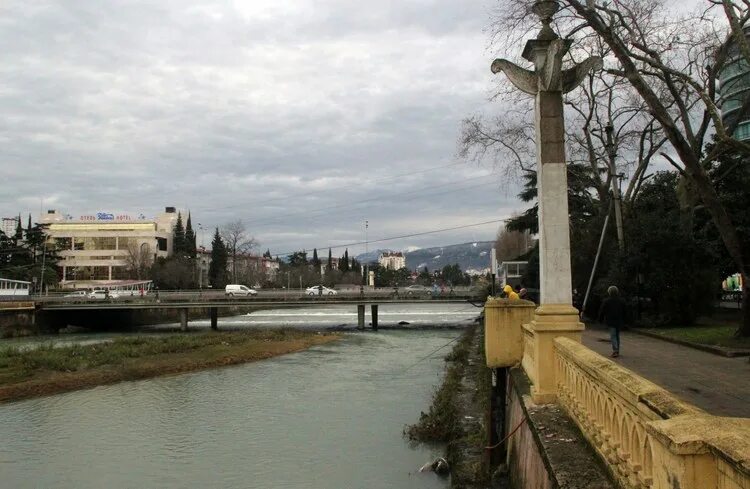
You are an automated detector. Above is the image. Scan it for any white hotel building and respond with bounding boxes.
[41,207,180,288]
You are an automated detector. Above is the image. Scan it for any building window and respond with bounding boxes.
[73,238,85,250]
[157,237,167,252]
[117,237,132,250]
[736,122,750,141]
[54,237,72,250]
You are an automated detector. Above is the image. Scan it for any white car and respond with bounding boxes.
[305,285,337,296]
[88,290,120,299]
[63,290,88,298]
[225,284,257,297]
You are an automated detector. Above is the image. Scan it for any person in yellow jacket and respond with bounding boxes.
[503,284,519,300]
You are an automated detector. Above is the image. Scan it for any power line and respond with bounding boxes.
[194,161,468,213]
[272,218,507,257]
[238,173,497,228]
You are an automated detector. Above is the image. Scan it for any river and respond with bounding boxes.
[0,325,462,488]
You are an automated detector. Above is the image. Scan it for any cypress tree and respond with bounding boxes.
[184,212,196,258]
[326,248,333,272]
[14,214,23,242]
[26,214,32,234]
[340,249,350,272]
[312,248,321,271]
[173,212,185,255]
[209,228,228,287]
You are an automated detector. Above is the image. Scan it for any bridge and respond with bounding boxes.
[2,289,484,332]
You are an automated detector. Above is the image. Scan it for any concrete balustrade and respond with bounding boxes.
[484,299,750,489]
[554,337,750,489]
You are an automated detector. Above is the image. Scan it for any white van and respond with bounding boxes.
[225,284,257,297]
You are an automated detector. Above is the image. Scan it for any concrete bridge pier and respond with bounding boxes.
[210,307,218,330]
[357,305,365,330]
[179,308,188,332]
[371,305,378,331]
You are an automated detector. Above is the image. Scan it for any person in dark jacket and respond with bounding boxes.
[598,286,626,357]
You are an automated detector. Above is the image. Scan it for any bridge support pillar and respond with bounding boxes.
[179,308,188,332]
[357,305,365,330]
[210,307,218,330]
[371,304,378,331]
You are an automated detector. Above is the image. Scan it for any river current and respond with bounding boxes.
[0,307,470,488]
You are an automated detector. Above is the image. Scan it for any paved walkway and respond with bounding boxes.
[582,327,750,418]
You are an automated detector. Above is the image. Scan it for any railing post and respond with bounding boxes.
[357,304,365,330]
[180,308,188,332]
[210,307,218,330]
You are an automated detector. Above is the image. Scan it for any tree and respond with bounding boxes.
[288,251,308,267]
[14,215,22,243]
[263,249,272,259]
[339,249,350,272]
[551,0,750,334]
[173,212,185,255]
[312,248,321,272]
[326,248,333,272]
[184,212,196,258]
[126,242,153,280]
[221,220,257,282]
[495,227,531,263]
[208,228,228,288]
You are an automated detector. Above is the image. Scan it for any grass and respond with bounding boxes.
[0,330,339,403]
[404,325,476,442]
[646,325,750,349]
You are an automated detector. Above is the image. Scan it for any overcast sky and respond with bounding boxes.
[0,0,533,257]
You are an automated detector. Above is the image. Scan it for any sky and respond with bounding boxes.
[0,0,526,258]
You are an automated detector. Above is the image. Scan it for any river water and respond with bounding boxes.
[0,325,462,488]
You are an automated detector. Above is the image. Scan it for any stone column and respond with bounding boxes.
[491,0,601,403]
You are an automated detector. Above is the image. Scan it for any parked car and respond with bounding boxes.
[63,290,88,298]
[305,285,337,296]
[88,289,120,299]
[225,284,257,297]
[404,284,430,296]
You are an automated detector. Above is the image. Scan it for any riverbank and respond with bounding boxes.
[405,324,491,488]
[0,329,340,403]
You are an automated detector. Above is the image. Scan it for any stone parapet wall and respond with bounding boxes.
[553,337,750,489]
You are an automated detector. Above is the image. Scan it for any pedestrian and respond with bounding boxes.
[597,285,626,358]
[518,287,528,299]
[503,284,519,300]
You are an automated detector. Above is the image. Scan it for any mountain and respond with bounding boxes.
[356,241,494,273]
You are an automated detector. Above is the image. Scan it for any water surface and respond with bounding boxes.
[0,330,457,488]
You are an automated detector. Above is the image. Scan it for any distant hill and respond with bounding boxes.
[356,241,494,273]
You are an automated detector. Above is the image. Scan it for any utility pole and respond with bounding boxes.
[364,220,368,287]
[605,123,625,251]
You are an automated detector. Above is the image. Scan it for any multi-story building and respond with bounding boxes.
[40,207,180,288]
[719,25,750,141]
[1,217,19,238]
[378,251,406,270]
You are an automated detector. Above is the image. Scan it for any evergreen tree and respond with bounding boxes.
[208,228,228,287]
[326,248,333,272]
[26,214,32,235]
[184,212,196,258]
[14,215,22,243]
[173,213,185,255]
[263,249,272,259]
[339,249,350,272]
[312,248,321,271]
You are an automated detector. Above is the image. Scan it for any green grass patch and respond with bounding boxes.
[646,325,750,349]
[0,329,315,385]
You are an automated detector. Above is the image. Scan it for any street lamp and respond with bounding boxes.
[364,220,369,287]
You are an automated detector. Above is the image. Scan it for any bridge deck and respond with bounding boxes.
[37,297,480,311]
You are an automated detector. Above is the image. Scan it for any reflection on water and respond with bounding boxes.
[0,330,457,489]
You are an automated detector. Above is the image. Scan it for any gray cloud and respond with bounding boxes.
[0,0,520,257]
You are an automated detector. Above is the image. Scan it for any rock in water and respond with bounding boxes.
[419,457,450,476]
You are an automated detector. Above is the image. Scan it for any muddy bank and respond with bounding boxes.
[0,329,340,404]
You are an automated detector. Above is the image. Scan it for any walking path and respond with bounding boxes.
[582,327,750,418]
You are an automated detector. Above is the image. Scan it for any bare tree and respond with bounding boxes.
[125,242,153,280]
[495,227,532,262]
[221,220,257,283]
